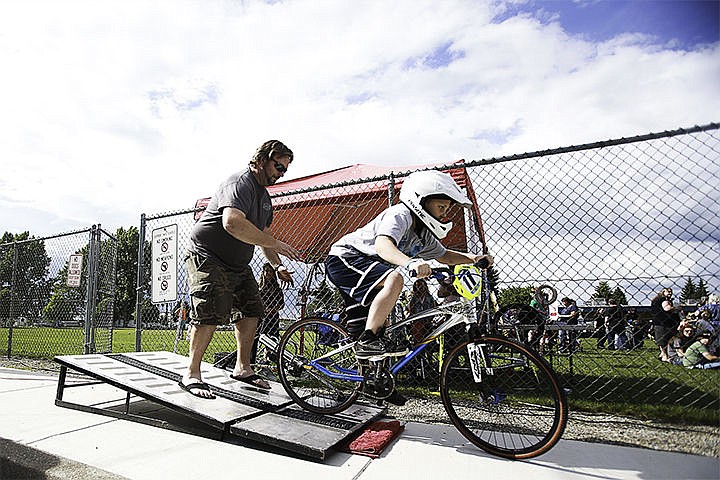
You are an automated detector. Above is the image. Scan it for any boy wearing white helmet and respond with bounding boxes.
[325,169,493,361]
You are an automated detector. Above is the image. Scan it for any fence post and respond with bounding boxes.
[7,242,18,358]
[83,225,99,354]
[134,214,146,352]
[388,172,396,207]
[90,224,102,352]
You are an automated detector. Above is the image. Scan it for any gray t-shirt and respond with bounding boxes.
[329,203,446,261]
[189,168,273,270]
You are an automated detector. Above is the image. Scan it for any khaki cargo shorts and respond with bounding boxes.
[186,252,264,326]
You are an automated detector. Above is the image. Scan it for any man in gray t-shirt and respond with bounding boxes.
[190,169,274,269]
[179,140,301,399]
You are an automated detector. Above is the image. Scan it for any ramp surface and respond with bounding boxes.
[54,351,384,459]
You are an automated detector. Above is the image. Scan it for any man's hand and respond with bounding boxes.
[272,239,302,262]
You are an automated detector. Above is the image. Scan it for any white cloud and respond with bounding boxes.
[0,0,718,237]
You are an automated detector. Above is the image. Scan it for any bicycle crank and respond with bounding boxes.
[360,362,395,400]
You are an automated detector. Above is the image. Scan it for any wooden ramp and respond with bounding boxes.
[54,351,384,460]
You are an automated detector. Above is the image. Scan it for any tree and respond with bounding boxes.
[611,287,628,306]
[679,277,710,304]
[679,277,697,304]
[594,281,612,302]
[498,285,534,308]
[696,279,709,300]
[0,232,52,320]
[43,245,88,325]
[114,226,140,327]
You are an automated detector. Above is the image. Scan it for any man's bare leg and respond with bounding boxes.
[231,317,270,389]
[181,323,217,398]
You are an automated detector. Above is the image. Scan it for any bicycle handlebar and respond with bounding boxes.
[410,258,491,281]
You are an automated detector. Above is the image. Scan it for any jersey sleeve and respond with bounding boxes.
[375,208,413,245]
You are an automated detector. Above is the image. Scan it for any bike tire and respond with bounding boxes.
[440,336,567,459]
[277,316,361,415]
[534,284,558,304]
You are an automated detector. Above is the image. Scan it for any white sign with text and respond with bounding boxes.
[151,224,178,303]
[66,254,83,287]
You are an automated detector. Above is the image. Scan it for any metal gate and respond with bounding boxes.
[0,225,117,356]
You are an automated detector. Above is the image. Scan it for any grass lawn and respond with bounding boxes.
[2,326,718,424]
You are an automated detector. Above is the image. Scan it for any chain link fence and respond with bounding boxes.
[134,124,719,417]
[0,225,116,357]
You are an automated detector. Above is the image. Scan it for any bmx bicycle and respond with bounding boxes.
[276,261,568,459]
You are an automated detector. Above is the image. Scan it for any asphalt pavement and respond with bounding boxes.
[1,366,718,480]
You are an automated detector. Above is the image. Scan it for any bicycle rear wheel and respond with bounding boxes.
[440,336,567,459]
[277,317,361,415]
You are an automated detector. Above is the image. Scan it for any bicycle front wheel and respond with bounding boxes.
[277,317,361,415]
[440,336,567,459]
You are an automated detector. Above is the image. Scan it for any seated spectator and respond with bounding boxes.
[682,331,720,369]
[696,294,720,328]
[405,279,437,342]
[666,325,696,365]
[686,309,719,356]
[691,312,716,336]
[437,276,461,304]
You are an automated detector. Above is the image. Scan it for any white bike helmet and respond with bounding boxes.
[399,170,471,239]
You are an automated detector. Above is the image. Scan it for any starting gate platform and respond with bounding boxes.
[54,351,385,460]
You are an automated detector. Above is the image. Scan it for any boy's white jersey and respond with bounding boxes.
[329,203,447,260]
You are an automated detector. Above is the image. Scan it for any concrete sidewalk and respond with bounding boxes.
[1,367,717,480]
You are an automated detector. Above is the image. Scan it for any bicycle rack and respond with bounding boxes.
[54,351,385,459]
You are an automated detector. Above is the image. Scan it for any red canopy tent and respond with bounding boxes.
[195,161,485,263]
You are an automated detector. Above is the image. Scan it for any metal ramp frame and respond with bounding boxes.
[54,351,385,459]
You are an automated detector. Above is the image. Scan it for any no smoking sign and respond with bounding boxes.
[151,224,178,303]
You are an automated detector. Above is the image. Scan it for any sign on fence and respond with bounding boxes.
[151,224,178,303]
[66,254,83,287]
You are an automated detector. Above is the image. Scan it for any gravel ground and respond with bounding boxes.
[3,356,718,459]
[386,398,720,458]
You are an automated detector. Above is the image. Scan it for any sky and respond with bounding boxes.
[0,0,718,237]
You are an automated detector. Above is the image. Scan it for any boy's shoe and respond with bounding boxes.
[355,336,409,359]
[355,337,388,359]
[383,337,409,357]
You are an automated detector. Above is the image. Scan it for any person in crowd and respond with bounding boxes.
[691,308,719,356]
[651,287,680,362]
[625,307,646,350]
[437,275,461,304]
[174,302,189,340]
[557,297,579,353]
[258,262,285,339]
[696,293,720,328]
[249,262,286,366]
[604,298,626,350]
[530,289,551,350]
[666,324,696,365]
[682,331,720,369]
[179,140,300,399]
[405,278,438,342]
[325,170,492,360]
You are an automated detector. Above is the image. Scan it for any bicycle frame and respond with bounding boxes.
[306,296,483,383]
